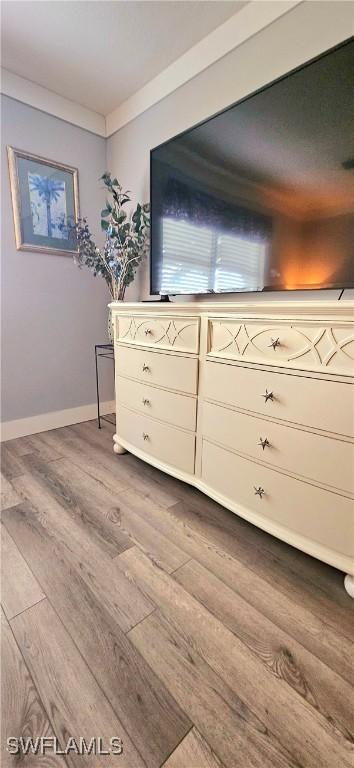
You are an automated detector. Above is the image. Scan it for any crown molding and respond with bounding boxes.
[2,0,352,140]
[1,2,301,139]
[0,68,106,137]
[105,0,302,137]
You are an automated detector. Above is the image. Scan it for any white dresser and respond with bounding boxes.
[111,300,354,596]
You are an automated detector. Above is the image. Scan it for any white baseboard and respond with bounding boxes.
[0,400,116,442]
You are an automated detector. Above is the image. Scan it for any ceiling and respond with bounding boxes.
[1,0,246,116]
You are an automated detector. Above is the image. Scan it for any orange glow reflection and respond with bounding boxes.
[283,244,344,290]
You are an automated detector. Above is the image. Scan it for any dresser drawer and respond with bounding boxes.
[116,346,198,395]
[202,440,354,559]
[117,406,195,474]
[202,401,354,494]
[117,376,196,431]
[208,318,354,375]
[116,314,199,353]
[203,361,354,437]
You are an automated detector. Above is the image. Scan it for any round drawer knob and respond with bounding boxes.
[262,389,274,403]
[268,337,281,350]
[142,432,149,441]
[258,437,270,450]
[142,398,150,406]
[254,486,265,498]
[142,363,150,372]
[145,328,152,336]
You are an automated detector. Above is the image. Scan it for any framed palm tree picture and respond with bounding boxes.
[7,147,79,255]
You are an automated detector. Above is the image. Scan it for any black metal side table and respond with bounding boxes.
[95,343,115,429]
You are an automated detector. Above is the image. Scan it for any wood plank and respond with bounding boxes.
[2,502,191,768]
[27,425,354,617]
[162,729,224,768]
[1,444,32,480]
[1,433,62,482]
[4,420,352,768]
[32,427,130,495]
[36,423,177,506]
[7,476,154,632]
[58,429,189,570]
[174,559,354,744]
[195,489,352,609]
[1,474,21,512]
[121,547,353,768]
[18,433,65,462]
[116,487,354,684]
[1,609,64,768]
[70,422,179,508]
[22,439,189,572]
[107,448,353,614]
[129,609,299,768]
[123,451,188,501]
[169,495,354,641]
[54,421,350,611]
[11,600,145,768]
[20,453,133,558]
[1,525,45,619]
[109,500,190,573]
[2,436,35,457]
[74,431,349,613]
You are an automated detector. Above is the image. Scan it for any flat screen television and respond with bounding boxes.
[150,39,354,296]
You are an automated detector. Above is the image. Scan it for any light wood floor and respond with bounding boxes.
[1,418,353,768]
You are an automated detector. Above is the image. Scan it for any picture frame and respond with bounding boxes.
[7,146,79,256]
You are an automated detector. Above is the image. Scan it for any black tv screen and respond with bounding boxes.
[150,39,354,296]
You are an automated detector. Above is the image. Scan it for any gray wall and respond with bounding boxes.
[1,95,114,422]
[107,0,352,303]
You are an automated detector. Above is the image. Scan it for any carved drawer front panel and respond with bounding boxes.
[116,375,197,432]
[118,405,195,474]
[203,401,354,495]
[116,314,199,353]
[202,440,354,560]
[204,361,354,437]
[116,346,198,395]
[208,319,354,375]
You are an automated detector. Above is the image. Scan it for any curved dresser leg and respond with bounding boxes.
[113,434,127,455]
[344,574,354,598]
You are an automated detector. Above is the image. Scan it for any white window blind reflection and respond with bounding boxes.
[161,219,212,294]
[161,217,266,294]
[214,233,266,292]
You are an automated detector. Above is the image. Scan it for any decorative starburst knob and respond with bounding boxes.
[254,486,265,498]
[268,337,281,350]
[258,437,270,450]
[142,432,149,441]
[262,389,274,403]
[142,363,150,372]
